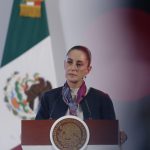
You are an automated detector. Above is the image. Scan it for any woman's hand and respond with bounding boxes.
[120,130,128,145]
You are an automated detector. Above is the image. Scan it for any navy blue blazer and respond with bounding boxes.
[35,87,116,120]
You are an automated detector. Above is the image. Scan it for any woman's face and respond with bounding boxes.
[64,49,91,87]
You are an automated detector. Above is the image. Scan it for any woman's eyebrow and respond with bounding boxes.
[66,57,84,63]
[76,60,84,63]
[65,57,72,61]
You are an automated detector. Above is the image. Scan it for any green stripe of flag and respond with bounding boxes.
[1,0,49,67]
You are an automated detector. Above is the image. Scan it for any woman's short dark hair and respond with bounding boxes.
[67,45,92,66]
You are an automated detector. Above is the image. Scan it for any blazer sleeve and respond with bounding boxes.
[35,93,50,120]
[101,94,116,120]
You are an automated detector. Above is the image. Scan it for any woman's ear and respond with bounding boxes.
[87,65,92,75]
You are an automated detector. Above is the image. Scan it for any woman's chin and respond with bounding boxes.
[68,79,78,84]
[66,77,79,84]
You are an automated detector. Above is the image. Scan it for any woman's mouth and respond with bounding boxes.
[68,73,77,77]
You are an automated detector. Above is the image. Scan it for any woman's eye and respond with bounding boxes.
[77,63,82,67]
[67,61,72,64]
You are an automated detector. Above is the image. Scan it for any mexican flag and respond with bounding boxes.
[0,0,57,149]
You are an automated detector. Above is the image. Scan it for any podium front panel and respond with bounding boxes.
[21,120,119,146]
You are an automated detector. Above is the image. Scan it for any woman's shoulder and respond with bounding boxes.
[89,87,108,97]
[88,87,113,104]
[43,86,63,96]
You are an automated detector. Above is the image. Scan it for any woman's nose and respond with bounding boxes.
[70,63,77,70]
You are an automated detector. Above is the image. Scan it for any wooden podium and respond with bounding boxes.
[21,120,119,150]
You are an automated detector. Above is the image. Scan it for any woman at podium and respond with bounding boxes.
[35,45,116,120]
